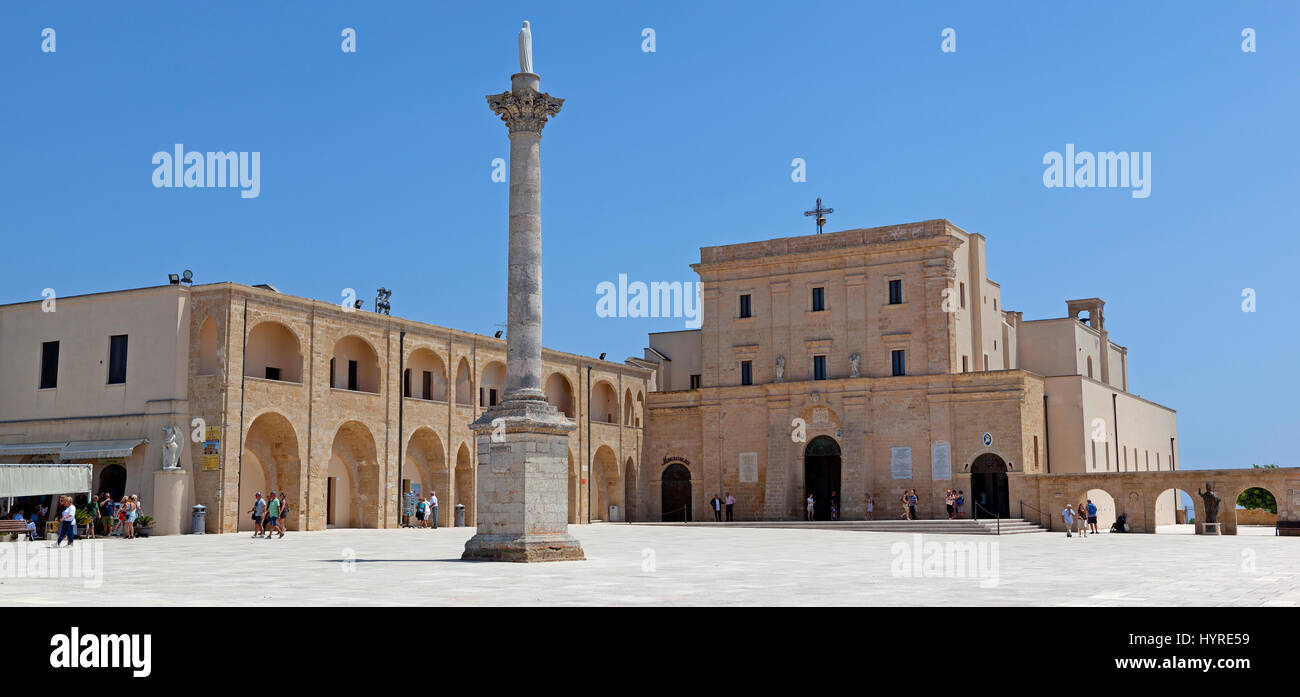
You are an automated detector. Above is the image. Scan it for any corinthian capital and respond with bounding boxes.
[487,87,564,135]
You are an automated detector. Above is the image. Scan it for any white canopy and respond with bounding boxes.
[0,463,93,497]
[0,438,145,460]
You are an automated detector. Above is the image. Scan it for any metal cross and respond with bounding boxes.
[803,197,834,234]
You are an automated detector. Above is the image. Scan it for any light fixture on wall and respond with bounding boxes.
[494,331,503,338]
[353,299,364,310]
[181,270,194,284]
[374,287,392,315]
[599,353,606,361]
[167,274,180,284]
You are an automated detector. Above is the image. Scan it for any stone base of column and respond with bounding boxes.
[463,398,584,562]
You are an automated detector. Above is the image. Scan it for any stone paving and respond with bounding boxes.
[0,523,1295,606]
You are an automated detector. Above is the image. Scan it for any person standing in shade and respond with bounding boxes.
[54,496,76,548]
[907,489,918,521]
[1086,499,1100,535]
[247,493,266,538]
[430,491,439,529]
[724,492,735,522]
[829,491,839,521]
[805,493,815,521]
[710,494,722,522]
[865,494,875,520]
[1062,504,1076,537]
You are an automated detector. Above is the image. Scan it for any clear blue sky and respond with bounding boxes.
[3,2,1296,470]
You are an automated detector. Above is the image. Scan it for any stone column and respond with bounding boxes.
[463,69,583,561]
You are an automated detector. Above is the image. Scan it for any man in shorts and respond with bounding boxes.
[1086,499,1099,535]
[265,490,283,539]
[248,493,266,537]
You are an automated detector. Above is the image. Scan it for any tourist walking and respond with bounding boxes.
[265,491,284,538]
[416,497,427,527]
[710,494,722,522]
[1086,499,1099,535]
[899,492,910,519]
[907,489,918,520]
[1062,504,1076,537]
[805,493,815,521]
[248,493,266,537]
[954,490,965,519]
[54,496,76,547]
[865,494,874,520]
[86,495,99,539]
[724,492,735,522]
[430,491,439,529]
[945,489,955,519]
[278,492,290,532]
[829,491,839,521]
[123,496,137,539]
[1077,500,1089,538]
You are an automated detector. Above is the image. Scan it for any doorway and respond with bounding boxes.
[661,463,691,521]
[969,453,1010,518]
[804,436,841,521]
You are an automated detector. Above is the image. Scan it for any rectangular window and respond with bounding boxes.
[489,388,498,406]
[811,287,825,312]
[1033,436,1040,470]
[983,354,989,371]
[39,341,59,389]
[403,369,412,397]
[961,355,968,372]
[813,355,827,381]
[265,367,281,381]
[689,374,701,390]
[330,358,336,388]
[1091,441,1097,471]
[740,360,753,386]
[888,279,903,304]
[107,335,128,384]
[891,349,906,376]
[347,360,359,391]
[1105,443,1111,471]
[422,371,432,400]
[959,283,966,309]
[739,294,752,318]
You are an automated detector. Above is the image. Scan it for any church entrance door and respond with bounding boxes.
[804,436,841,521]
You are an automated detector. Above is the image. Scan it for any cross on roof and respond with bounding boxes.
[803,197,833,234]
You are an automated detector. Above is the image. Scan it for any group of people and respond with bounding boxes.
[412,493,439,528]
[943,489,966,519]
[247,491,288,538]
[899,489,919,520]
[709,493,735,521]
[1061,499,1100,537]
[4,492,143,543]
[803,491,841,520]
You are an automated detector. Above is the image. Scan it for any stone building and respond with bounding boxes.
[636,219,1184,522]
[0,282,650,533]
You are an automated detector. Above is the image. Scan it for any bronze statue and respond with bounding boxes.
[1197,483,1221,524]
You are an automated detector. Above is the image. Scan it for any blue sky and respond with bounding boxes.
[3,1,1296,470]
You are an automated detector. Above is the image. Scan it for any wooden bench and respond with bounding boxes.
[1276,520,1300,537]
[0,519,37,540]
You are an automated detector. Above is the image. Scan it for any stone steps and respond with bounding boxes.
[626,518,1047,535]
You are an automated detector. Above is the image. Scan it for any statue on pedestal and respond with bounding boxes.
[775,356,785,382]
[160,426,182,470]
[518,21,533,73]
[849,353,861,378]
[1197,483,1221,524]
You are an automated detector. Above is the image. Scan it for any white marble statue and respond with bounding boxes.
[775,356,785,382]
[518,20,533,73]
[161,426,181,469]
[849,352,861,378]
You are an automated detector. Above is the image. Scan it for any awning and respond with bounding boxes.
[59,439,148,460]
[0,438,147,461]
[0,464,93,497]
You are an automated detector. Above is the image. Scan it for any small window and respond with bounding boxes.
[1086,356,1094,379]
[422,371,432,400]
[811,287,825,312]
[347,359,359,391]
[329,358,336,388]
[403,369,412,397]
[107,335,128,384]
[959,283,966,309]
[993,298,998,311]
[689,374,701,390]
[739,294,752,318]
[891,350,906,376]
[489,388,498,406]
[961,355,968,372]
[888,280,902,305]
[813,355,827,381]
[40,341,59,389]
[740,360,753,386]
[265,367,281,381]
[983,354,989,371]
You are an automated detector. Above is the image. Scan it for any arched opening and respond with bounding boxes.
[405,427,447,525]
[545,373,575,418]
[567,449,579,524]
[1235,485,1279,534]
[239,411,302,531]
[969,453,1010,519]
[661,463,691,521]
[804,436,841,521]
[1155,487,1198,534]
[623,388,634,426]
[454,443,474,526]
[592,445,621,520]
[245,321,303,383]
[479,361,506,408]
[1083,488,1117,533]
[455,358,473,406]
[624,456,636,522]
[198,317,219,375]
[328,421,380,528]
[591,381,619,424]
[331,336,380,393]
[97,464,127,502]
[406,349,448,401]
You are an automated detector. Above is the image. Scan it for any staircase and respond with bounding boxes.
[631,518,1047,535]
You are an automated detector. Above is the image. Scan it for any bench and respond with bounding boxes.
[0,519,37,541]
[1277,521,1300,537]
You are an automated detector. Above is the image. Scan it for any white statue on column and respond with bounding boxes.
[849,352,861,378]
[161,426,181,470]
[518,20,533,73]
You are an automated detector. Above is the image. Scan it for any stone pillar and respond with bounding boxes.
[463,69,583,562]
[152,468,187,536]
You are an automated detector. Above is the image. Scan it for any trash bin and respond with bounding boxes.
[455,503,466,527]
[191,504,207,535]
[608,505,620,522]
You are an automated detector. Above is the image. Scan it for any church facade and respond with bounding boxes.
[635,219,1179,522]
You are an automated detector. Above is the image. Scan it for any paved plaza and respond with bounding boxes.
[1,524,1296,606]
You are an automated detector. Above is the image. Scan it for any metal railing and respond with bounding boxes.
[661,506,689,523]
[972,500,1000,535]
[1020,500,1051,532]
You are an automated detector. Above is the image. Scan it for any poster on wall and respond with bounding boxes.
[201,440,220,471]
[890,446,913,479]
[931,442,952,480]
